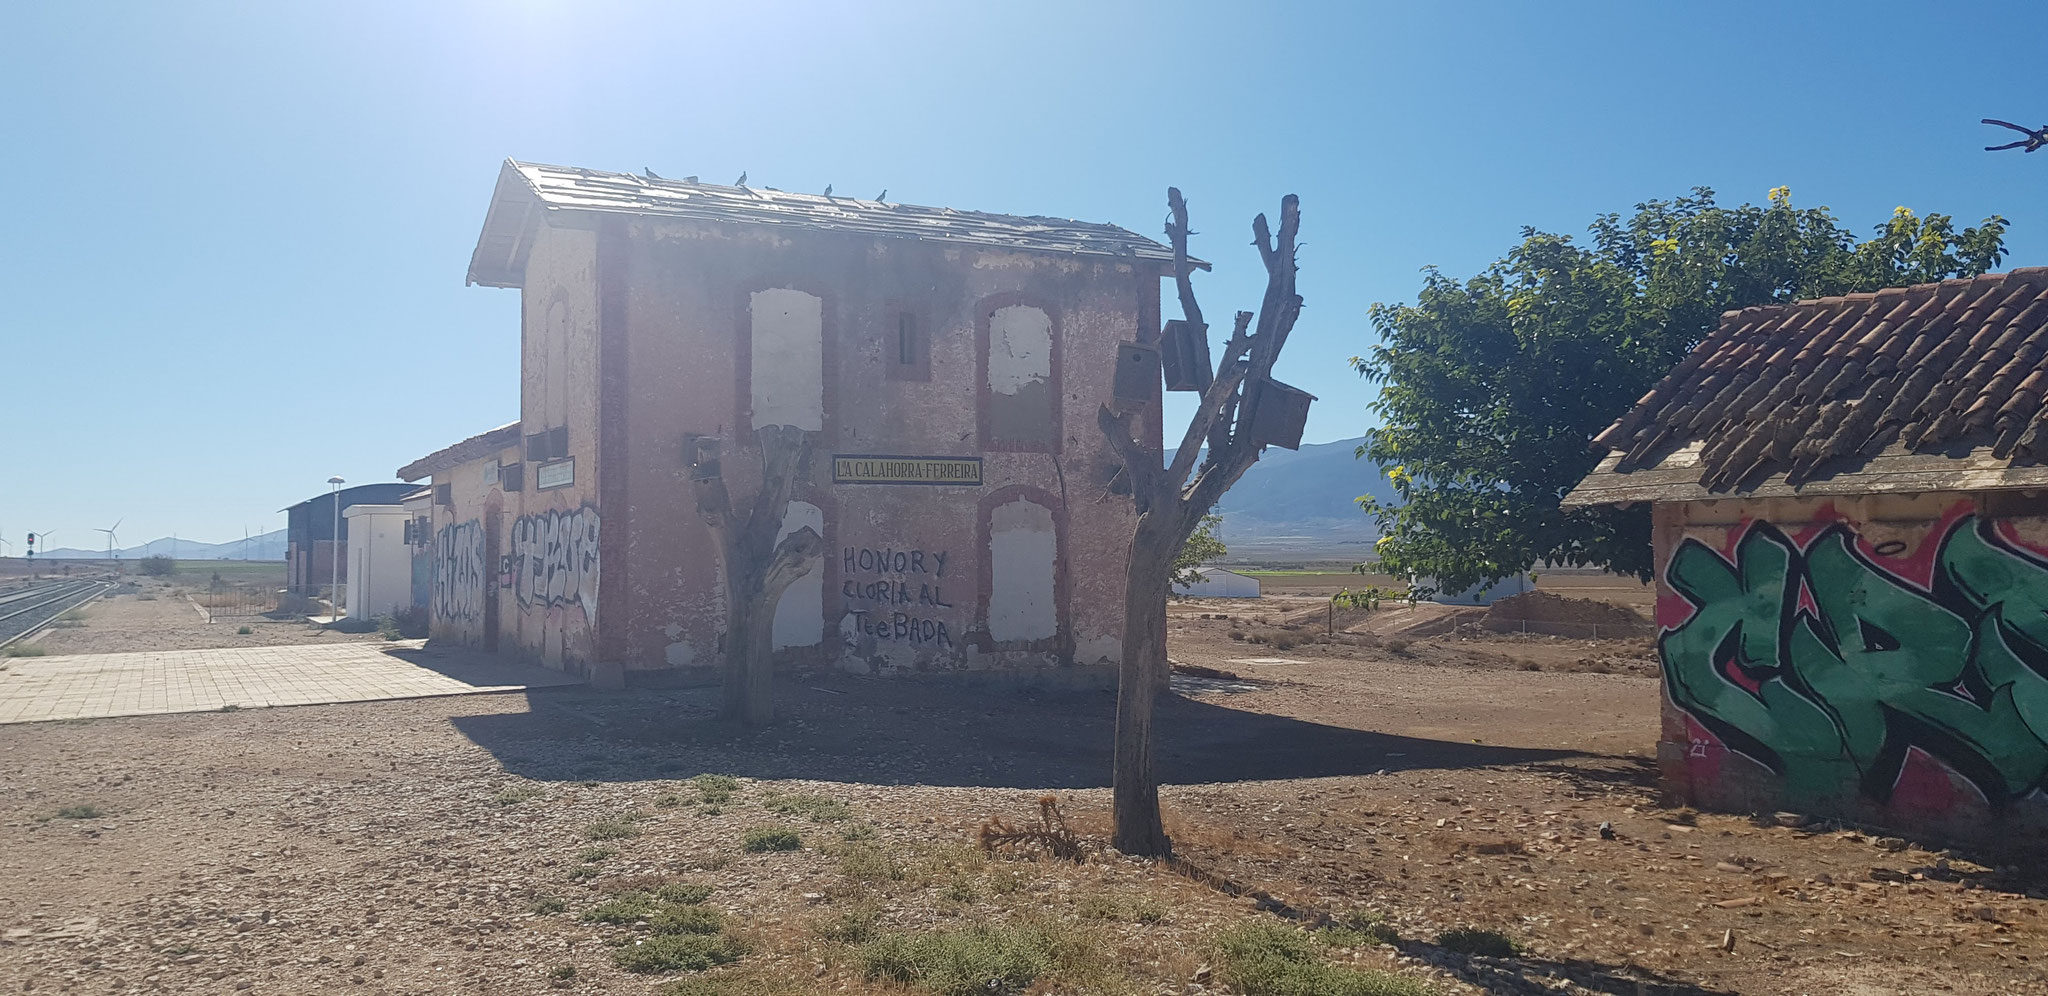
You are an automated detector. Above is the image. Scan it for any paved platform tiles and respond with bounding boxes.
[0,641,581,724]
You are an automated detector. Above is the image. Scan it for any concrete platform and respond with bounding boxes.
[0,641,581,724]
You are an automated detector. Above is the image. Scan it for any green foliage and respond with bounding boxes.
[49,804,104,821]
[529,896,568,915]
[235,625,253,635]
[741,828,802,852]
[1075,892,1167,924]
[139,554,175,577]
[691,774,739,805]
[761,793,851,822]
[856,921,1097,996]
[1320,910,1399,947]
[1436,927,1520,957]
[1356,187,2009,594]
[815,903,883,944]
[654,882,715,905]
[1215,922,1430,996]
[584,892,660,924]
[1169,514,1229,597]
[612,932,749,974]
[586,813,645,840]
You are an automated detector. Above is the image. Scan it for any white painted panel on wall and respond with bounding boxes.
[987,305,1051,395]
[750,288,824,430]
[987,498,1057,642]
[772,501,825,648]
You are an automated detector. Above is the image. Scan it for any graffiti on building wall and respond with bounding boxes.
[432,520,485,623]
[841,544,954,647]
[1662,510,2048,808]
[511,507,600,619]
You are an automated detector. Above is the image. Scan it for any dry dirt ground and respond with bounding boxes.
[19,578,382,656]
[3,597,2044,996]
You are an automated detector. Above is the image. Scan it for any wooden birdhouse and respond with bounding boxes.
[1114,341,1161,409]
[1159,320,1209,392]
[1243,378,1315,450]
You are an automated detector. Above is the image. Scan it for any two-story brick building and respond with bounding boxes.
[398,161,1175,685]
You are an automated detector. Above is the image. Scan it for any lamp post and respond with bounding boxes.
[327,476,345,621]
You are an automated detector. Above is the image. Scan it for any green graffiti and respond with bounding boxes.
[1662,516,2048,805]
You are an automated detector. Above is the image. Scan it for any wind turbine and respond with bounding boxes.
[97,519,123,563]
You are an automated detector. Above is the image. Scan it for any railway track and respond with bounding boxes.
[0,578,114,648]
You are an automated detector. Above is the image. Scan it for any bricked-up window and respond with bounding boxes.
[887,312,929,381]
[981,302,1058,451]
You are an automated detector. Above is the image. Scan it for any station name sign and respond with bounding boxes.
[832,454,983,486]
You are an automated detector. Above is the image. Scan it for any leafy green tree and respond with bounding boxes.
[138,554,175,577]
[1356,187,2008,594]
[1168,515,1227,597]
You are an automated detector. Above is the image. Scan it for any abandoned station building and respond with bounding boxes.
[398,161,1178,686]
[1567,268,2048,844]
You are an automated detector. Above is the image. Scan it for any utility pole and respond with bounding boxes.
[327,477,345,622]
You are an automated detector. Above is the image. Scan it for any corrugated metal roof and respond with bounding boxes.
[397,421,521,482]
[467,160,1195,288]
[1569,267,2048,504]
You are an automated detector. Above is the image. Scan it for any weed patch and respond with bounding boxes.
[839,845,905,882]
[762,792,850,822]
[48,805,103,821]
[659,967,798,996]
[814,904,882,944]
[1215,922,1430,996]
[3,644,48,657]
[584,892,659,925]
[580,846,617,863]
[1076,892,1166,924]
[613,932,748,974]
[587,813,646,840]
[741,828,802,852]
[859,921,1103,996]
[568,865,603,881]
[654,792,685,808]
[1320,910,1398,947]
[495,785,544,806]
[691,774,739,804]
[654,882,714,905]
[530,896,568,915]
[1436,927,1519,957]
[235,625,254,635]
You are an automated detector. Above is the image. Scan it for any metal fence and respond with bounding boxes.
[194,580,276,622]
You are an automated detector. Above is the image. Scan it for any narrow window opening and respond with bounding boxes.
[887,311,928,381]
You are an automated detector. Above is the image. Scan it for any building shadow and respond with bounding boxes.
[449,672,1584,788]
[376,643,583,691]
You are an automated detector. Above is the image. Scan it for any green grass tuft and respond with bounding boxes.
[741,828,802,852]
[762,792,851,822]
[1320,910,1399,947]
[857,921,1098,996]
[494,785,544,806]
[1436,927,1519,957]
[530,896,568,915]
[1216,922,1432,996]
[814,904,882,944]
[654,882,714,905]
[586,815,643,841]
[691,774,739,804]
[1076,893,1167,924]
[612,932,749,974]
[51,805,104,820]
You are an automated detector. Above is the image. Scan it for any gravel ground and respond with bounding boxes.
[22,580,383,656]
[2,617,2043,995]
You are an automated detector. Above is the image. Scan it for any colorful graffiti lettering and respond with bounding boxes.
[1662,513,2048,806]
[511,507,599,619]
[432,520,484,623]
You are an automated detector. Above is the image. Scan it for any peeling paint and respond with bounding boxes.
[750,288,823,430]
[773,501,825,648]
[987,497,1057,643]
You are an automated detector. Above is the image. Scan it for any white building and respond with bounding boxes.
[1420,573,1534,606]
[1173,566,1262,598]
[343,504,414,621]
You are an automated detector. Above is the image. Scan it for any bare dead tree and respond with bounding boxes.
[690,424,826,726]
[1097,188,1306,856]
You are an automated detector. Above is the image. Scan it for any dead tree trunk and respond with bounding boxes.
[690,424,825,726]
[1098,187,1306,857]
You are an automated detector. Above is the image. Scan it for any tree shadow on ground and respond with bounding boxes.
[450,672,1584,789]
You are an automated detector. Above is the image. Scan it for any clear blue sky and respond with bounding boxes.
[7,0,2045,550]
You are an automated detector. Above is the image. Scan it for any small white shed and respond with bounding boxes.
[1173,566,1262,598]
[1419,573,1534,606]
[343,504,413,621]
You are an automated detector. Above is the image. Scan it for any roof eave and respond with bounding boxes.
[466,160,544,289]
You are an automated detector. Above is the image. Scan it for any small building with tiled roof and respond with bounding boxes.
[400,160,1170,686]
[1567,268,2048,845]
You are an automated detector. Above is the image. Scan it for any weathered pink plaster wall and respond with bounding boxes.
[606,221,1156,676]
